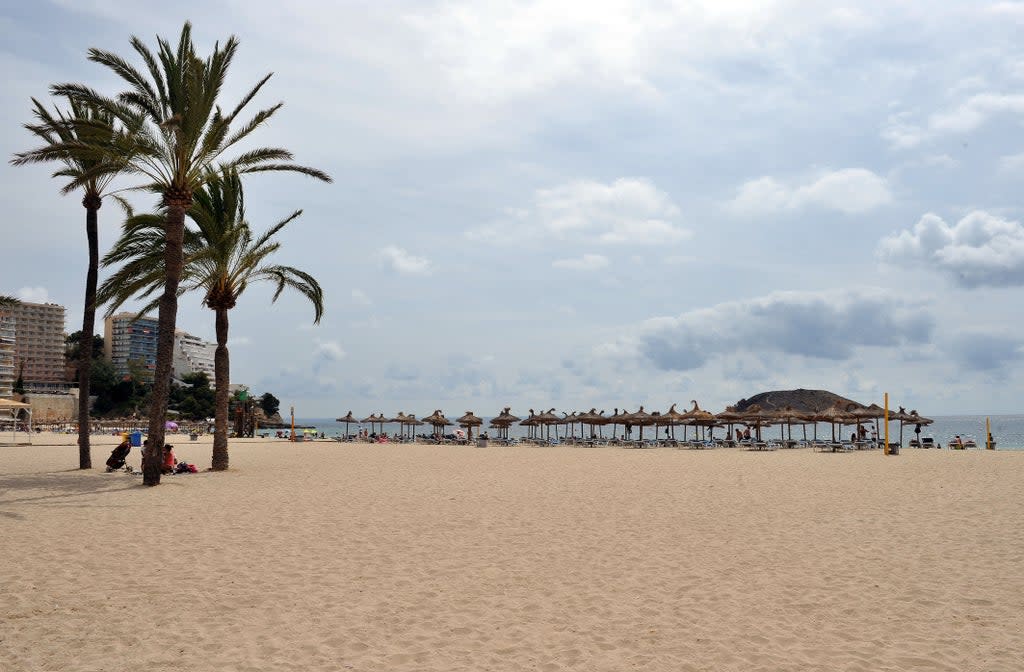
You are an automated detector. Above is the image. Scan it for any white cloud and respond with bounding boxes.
[998,152,1024,172]
[884,93,1024,149]
[877,211,1024,288]
[379,246,433,275]
[552,254,609,271]
[314,338,346,360]
[229,336,252,347]
[351,289,373,305]
[728,169,891,215]
[469,177,688,245]
[929,93,1024,133]
[17,286,49,303]
[599,289,933,371]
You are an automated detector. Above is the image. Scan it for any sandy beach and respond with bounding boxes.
[2,436,1022,671]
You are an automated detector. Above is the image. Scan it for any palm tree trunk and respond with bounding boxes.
[211,306,230,470]
[77,195,100,470]
[144,197,189,486]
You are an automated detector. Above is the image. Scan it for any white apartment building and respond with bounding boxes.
[0,310,15,398]
[172,330,217,380]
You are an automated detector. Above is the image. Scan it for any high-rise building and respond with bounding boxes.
[8,301,67,393]
[0,309,15,398]
[104,313,159,379]
[173,330,216,380]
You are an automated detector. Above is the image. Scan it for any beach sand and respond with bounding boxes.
[2,436,1022,671]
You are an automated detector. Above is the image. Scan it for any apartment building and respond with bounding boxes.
[0,309,15,397]
[8,301,67,393]
[173,330,217,380]
[104,313,159,379]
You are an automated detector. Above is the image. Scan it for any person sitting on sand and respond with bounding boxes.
[161,444,177,474]
[953,435,964,449]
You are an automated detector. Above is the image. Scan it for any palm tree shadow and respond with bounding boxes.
[0,469,142,510]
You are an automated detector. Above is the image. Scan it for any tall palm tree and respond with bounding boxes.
[98,166,324,471]
[54,22,330,485]
[10,97,126,470]
[0,296,19,308]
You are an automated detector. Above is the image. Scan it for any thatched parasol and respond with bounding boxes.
[422,410,451,438]
[715,406,746,440]
[335,411,358,437]
[815,403,857,442]
[519,409,542,440]
[576,408,607,439]
[606,408,631,439]
[771,406,813,442]
[624,406,655,441]
[489,407,520,439]
[683,401,718,441]
[456,411,484,440]
[739,404,776,441]
[535,408,561,441]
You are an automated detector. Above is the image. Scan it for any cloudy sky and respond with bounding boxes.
[3,1,1023,417]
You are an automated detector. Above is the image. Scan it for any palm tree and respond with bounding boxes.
[0,296,19,308]
[10,97,126,470]
[54,22,330,485]
[99,166,324,471]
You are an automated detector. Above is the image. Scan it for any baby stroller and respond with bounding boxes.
[105,442,131,472]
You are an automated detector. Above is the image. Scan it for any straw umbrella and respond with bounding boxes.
[715,406,745,441]
[422,410,451,440]
[536,408,561,441]
[402,414,424,440]
[897,407,932,447]
[815,403,856,443]
[335,411,357,438]
[456,411,483,440]
[661,404,688,440]
[849,403,886,442]
[606,408,630,439]
[684,402,718,442]
[519,409,541,441]
[739,404,775,441]
[625,406,655,441]
[771,406,812,443]
[576,408,607,439]
[489,407,520,440]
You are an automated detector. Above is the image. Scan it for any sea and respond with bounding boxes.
[294,414,1024,450]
